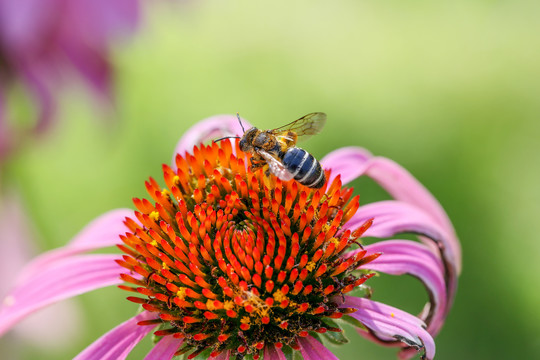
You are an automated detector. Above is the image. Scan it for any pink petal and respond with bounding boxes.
[0,191,38,299]
[173,114,252,163]
[341,297,435,360]
[263,344,287,360]
[144,335,184,360]
[321,147,461,273]
[0,254,123,337]
[18,208,132,282]
[350,201,449,240]
[0,191,82,345]
[347,200,459,308]
[360,240,448,335]
[320,146,373,185]
[297,336,339,360]
[62,41,113,97]
[74,311,158,360]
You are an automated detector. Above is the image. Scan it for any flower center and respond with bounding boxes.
[117,140,378,359]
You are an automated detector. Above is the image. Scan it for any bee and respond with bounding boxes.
[215,112,327,188]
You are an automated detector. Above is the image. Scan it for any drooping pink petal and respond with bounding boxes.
[173,114,252,163]
[297,336,339,360]
[350,201,449,241]
[0,254,123,337]
[341,297,435,360]
[62,41,113,97]
[321,147,461,273]
[359,240,448,336]
[74,311,158,360]
[347,200,459,308]
[0,190,38,300]
[17,208,133,282]
[0,190,83,346]
[263,344,287,360]
[320,146,372,185]
[144,335,184,360]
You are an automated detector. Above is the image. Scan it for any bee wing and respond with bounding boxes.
[257,150,295,181]
[271,112,326,143]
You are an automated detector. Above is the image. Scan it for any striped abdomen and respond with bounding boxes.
[281,147,326,188]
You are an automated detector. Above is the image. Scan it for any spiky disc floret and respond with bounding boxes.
[116,140,379,359]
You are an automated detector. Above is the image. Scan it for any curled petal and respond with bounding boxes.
[0,254,123,337]
[173,114,252,162]
[321,147,460,273]
[353,240,447,335]
[74,311,158,360]
[347,200,458,309]
[263,344,287,360]
[17,209,133,282]
[350,201,449,241]
[320,146,372,185]
[341,297,435,360]
[144,335,184,360]
[298,336,339,360]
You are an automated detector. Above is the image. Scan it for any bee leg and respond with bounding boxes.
[250,158,264,172]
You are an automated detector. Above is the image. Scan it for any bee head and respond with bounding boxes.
[239,127,258,152]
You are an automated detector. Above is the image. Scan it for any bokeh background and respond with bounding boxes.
[1,0,539,359]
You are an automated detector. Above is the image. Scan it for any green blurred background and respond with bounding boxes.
[3,0,540,358]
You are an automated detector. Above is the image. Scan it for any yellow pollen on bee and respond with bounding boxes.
[273,290,287,302]
[206,299,216,311]
[305,261,316,272]
[224,300,235,311]
[176,287,187,300]
[149,211,160,222]
[241,316,251,325]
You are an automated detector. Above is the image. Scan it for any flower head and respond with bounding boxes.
[0,115,461,360]
[117,139,380,358]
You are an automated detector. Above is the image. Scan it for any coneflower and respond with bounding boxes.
[0,115,460,360]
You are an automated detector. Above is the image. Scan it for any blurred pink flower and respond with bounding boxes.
[0,190,81,357]
[0,116,461,359]
[0,0,140,160]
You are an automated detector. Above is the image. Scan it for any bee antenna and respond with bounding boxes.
[213,136,240,143]
[236,112,246,133]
